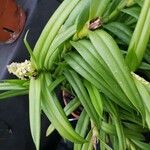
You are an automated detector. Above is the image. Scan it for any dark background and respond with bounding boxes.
[0,0,71,149]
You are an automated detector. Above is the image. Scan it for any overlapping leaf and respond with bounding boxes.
[89,30,145,117]
[46,97,81,136]
[74,110,90,150]
[64,69,100,127]
[41,73,86,143]
[29,77,41,150]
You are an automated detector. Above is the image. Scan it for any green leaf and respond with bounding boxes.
[46,124,55,137]
[74,110,90,150]
[24,30,38,69]
[89,30,145,117]
[104,22,132,44]
[125,49,139,71]
[64,70,100,127]
[70,40,132,108]
[89,0,101,19]
[65,53,132,111]
[64,98,81,116]
[121,6,141,19]
[0,82,27,91]
[76,0,90,31]
[46,98,81,136]
[106,101,126,150]
[84,80,103,118]
[131,139,150,150]
[145,110,150,130]
[41,73,86,143]
[44,25,77,69]
[48,75,65,92]
[102,121,144,141]
[81,130,93,150]
[134,77,150,113]
[65,52,112,93]
[124,122,148,133]
[29,77,41,150]
[120,109,143,126]
[4,79,28,85]
[90,0,111,18]
[103,0,121,18]
[144,49,150,64]
[0,90,28,100]
[101,121,116,135]
[95,0,112,17]
[34,0,81,69]
[133,75,150,128]
[135,0,143,7]
[33,0,74,57]
[125,0,150,71]
[97,134,113,150]
[99,129,106,150]
[139,62,150,70]
[125,128,145,141]
[63,0,90,29]
[103,0,128,23]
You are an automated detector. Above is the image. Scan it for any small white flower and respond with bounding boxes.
[7,60,37,80]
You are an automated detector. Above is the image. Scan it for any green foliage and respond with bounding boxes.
[29,77,41,150]
[125,0,150,71]
[41,73,85,144]
[1,0,150,149]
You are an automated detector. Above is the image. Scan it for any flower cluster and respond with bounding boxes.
[7,60,37,80]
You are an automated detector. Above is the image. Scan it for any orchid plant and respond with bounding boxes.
[0,0,150,150]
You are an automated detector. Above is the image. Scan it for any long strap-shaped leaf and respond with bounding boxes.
[24,31,38,69]
[84,80,103,118]
[103,0,130,23]
[133,74,150,128]
[120,109,143,126]
[104,22,132,45]
[101,121,145,141]
[74,110,90,150]
[64,69,100,127]
[89,0,111,19]
[90,0,102,19]
[41,73,85,143]
[131,139,150,150]
[121,6,140,19]
[89,30,144,117]
[46,98,81,137]
[0,90,28,100]
[125,0,150,71]
[0,82,27,90]
[29,77,41,150]
[70,40,133,108]
[65,53,132,110]
[95,0,112,17]
[65,53,112,92]
[33,0,73,57]
[33,0,80,69]
[105,100,126,150]
[102,0,120,18]
[81,130,93,150]
[63,0,90,29]
[44,25,76,69]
